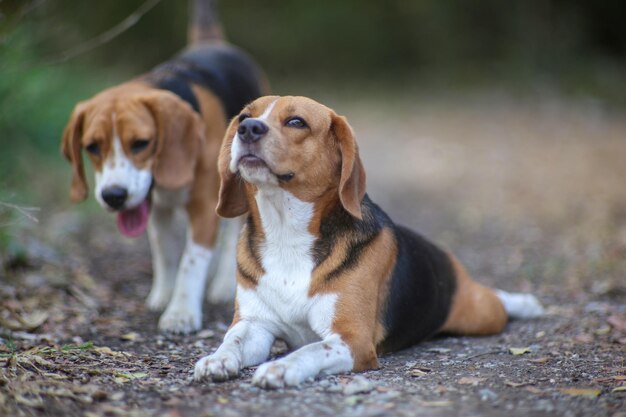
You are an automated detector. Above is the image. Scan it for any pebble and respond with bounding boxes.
[343,376,374,395]
[318,379,331,388]
[110,392,125,401]
[325,384,343,393]
[377,390,401,401]
[478,388,498,401]
[428,348,451,354]
[197,329,215,339]
[534,399,555,413]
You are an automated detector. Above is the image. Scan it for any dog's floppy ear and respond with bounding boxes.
[331,113,366,219]
[61,103,88,202]
[216,117,249,218]
[141,91,205,189]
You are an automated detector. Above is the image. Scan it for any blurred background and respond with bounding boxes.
[2,0,626,186]
[0,0,625,297]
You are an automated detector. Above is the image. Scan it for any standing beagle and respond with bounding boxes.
[61,1,267,333]
[193,96,543,387]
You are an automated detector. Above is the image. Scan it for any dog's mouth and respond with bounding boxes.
[116,199,150,238]
[237,154,294,182]
[238,154,268,169]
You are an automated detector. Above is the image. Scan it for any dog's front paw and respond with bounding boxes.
[146,285,173,311]
[158,303,201,334]
[194,353,240,382]
[252,360,306,389]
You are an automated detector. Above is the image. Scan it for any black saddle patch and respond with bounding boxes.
[379,225,456,353]
[145,44,264,118]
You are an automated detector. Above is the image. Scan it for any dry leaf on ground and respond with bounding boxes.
[458,377,486,386]
[505,380,533,388]
[607,315,626,331]
[419,400,453,407]
[558,388,601,397]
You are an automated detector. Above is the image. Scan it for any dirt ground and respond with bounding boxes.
[1,92,625,417]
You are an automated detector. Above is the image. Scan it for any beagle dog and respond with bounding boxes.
[193,96,543,387]
[61,44,266,333]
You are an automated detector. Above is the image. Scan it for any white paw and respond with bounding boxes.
[146,285,173,311]
[252,360,307,389]
[158,303,201,334]
[194,353,240,382]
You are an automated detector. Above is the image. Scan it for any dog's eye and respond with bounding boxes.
[85,143,100,156]
[130,139,150,154]
[238,113,251,123]
[285,117,308,129]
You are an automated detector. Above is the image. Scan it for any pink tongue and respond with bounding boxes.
[116,200,150,238]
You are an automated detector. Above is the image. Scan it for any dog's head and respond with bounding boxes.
[61,85,204,236]
[217,95,366,219]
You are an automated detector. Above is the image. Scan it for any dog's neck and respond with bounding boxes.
[247,183,346,238]
[243,186,316,279]
[253,186,313,240]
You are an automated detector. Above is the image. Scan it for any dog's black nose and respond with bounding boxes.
[102,186,128,210]
[238,119,268,143]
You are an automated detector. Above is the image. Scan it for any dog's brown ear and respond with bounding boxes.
[61,103,88,202]
[216,117,249,218]
[141,91,205,189]
[332,113,366,219]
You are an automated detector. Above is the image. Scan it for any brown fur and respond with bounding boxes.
[216,116,251,218]
[234,220,265,289]
[333,115,366,220]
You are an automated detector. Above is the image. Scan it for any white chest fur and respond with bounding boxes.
[237,188,337,348]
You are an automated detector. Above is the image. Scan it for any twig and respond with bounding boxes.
[1,0,48,23]
[0,0,48,45]
[462,350,504,362]
[0,201,40,224]
[43,0,162,66]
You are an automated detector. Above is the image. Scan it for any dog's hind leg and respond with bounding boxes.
[441,256,544,336]
[159,236,213,333]
[440,256,510,336]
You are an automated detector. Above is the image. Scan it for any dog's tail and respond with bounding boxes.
[188,0,224,45]
[495,289,544,319]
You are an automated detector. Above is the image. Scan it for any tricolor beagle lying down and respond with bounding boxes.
[61,40,266,333]
[193,96,543,387]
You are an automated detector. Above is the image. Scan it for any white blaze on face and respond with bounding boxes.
[94,113,153,210]
[257,99,278,122]
[229,99,279,175]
